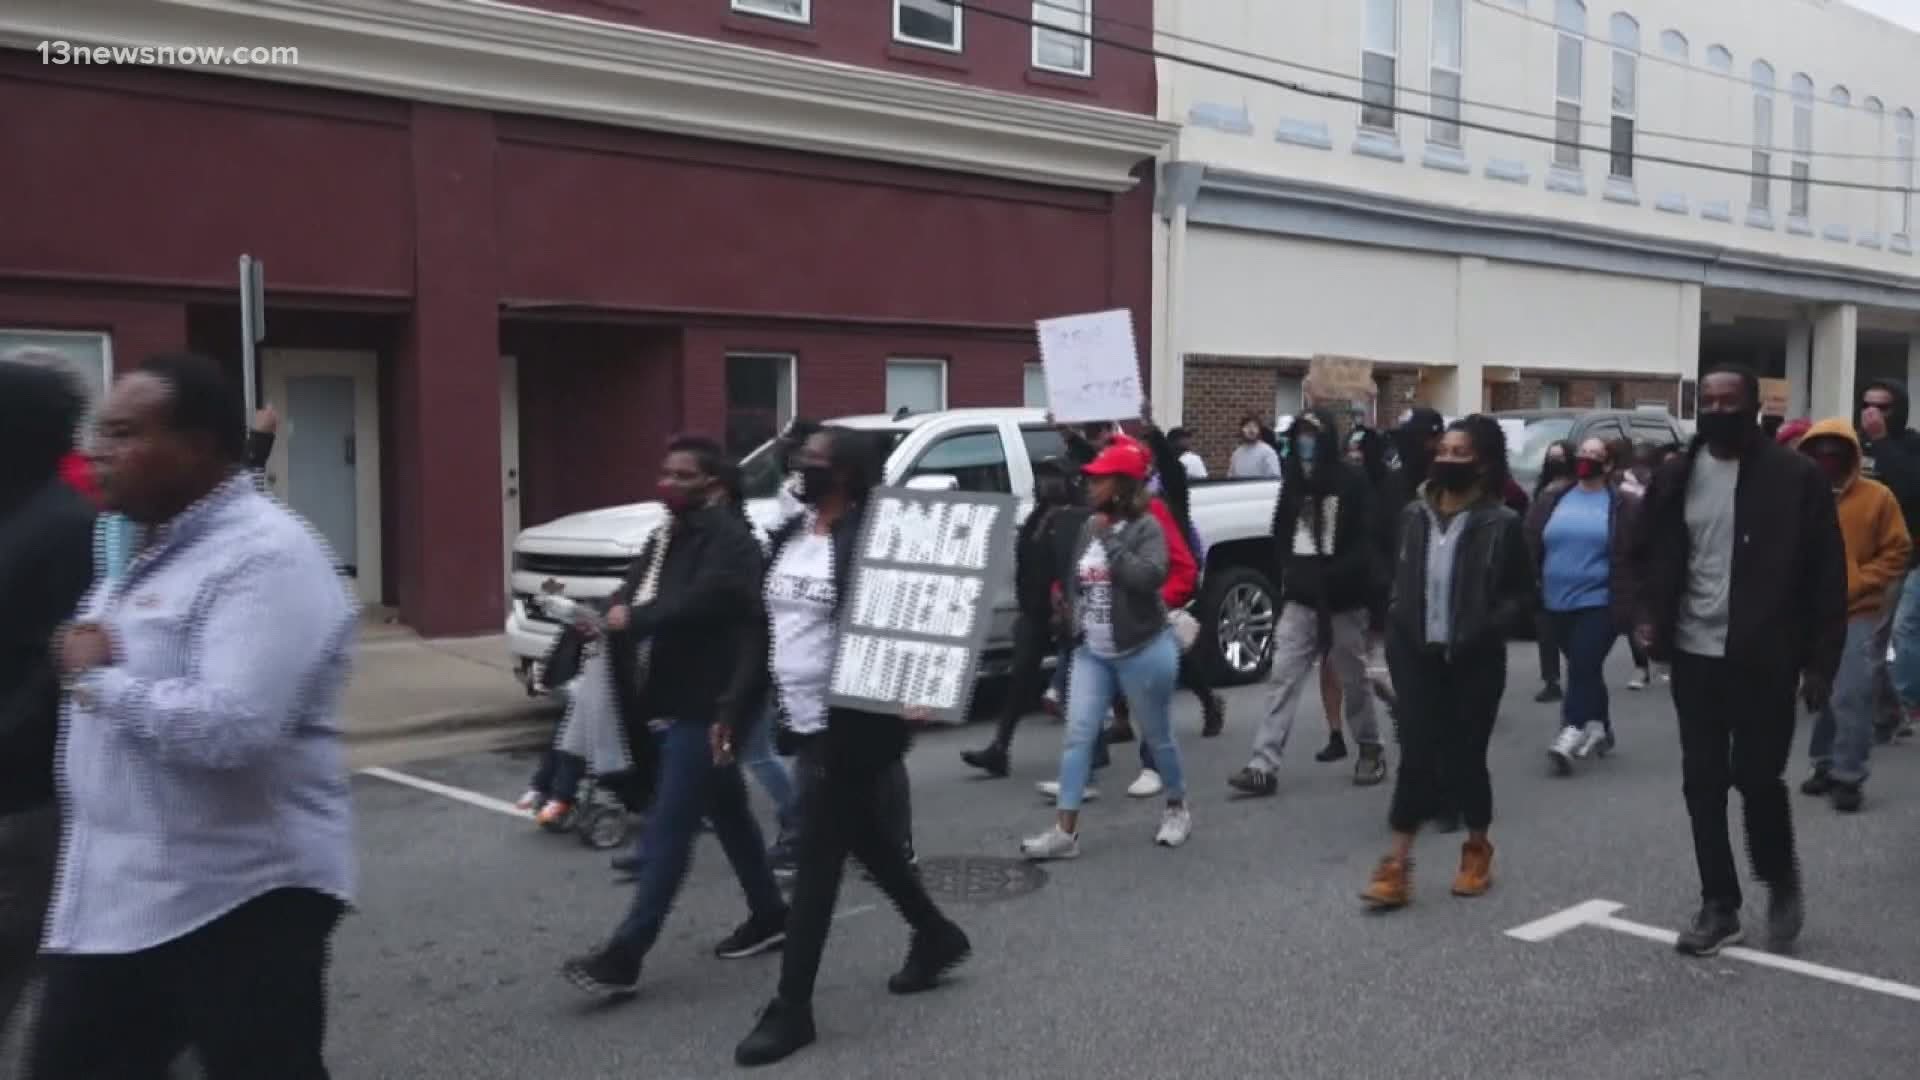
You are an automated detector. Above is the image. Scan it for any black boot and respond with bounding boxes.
[887,920,971,995]
[1314,731,1349,763]
[960,743,1010,778]
[735,997,817,1067]
[1199,691,1226,738]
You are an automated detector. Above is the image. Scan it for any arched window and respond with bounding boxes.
[1659,29,1686,60]
[1609,14,1640,179]
[1553,0,1587,168]
[1791,73,1814,218]
[1897,108,1915,239]
[1867,97,1887,238]
[1831,86,1851,107]
[1751,61,1776,211]
[1706,44,1732,72]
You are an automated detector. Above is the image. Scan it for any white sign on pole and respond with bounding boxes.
[1036,308,1143,424]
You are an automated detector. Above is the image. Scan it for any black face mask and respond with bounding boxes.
[1697,409,1757,452]
[1431,461,1478,493]
[796,466,835,506]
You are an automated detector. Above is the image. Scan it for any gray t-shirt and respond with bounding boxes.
[1229,441,1281,479]
[1675,452,1740,657]
[1423,503,1469,645]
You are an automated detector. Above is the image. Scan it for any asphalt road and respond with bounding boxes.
[304,645,1920,1077]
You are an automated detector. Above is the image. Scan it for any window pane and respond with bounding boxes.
[1021,427,1069,467]
[1023,363,1048,408]
[1751,151,1771,208]
[1034,0,1088,72]
[1274,376,1304,419]
[1556,34,1583,100]
[909,431,1011,494]
[1793,105,1812,151]
[1790,163,1811,216]
[1430,68,1462,144]
[1361,52,1396,129]
[1364,0,1399,54]
[1753,95,1773,148]
[1538,383,1563,409]
[898,0,958,46]
[1610,116,1634,177]
[724,354,795,459]
[1611,52,1635,113]
[734,0,806,19]
[886,360,945,415]
[1430,0,1463,67]
[1556,0,1585,31]
[1554,102,1581,166]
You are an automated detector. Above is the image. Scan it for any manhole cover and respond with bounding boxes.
[914,856,1049,903]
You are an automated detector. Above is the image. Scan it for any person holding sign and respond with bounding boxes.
[1021,439,1193,861]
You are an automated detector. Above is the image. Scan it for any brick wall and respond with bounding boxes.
[1520,374,1679,411]
[1182,354,1425,474]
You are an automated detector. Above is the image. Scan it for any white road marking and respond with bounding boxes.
[1509,899,1920,1004]
[360,766,528,818]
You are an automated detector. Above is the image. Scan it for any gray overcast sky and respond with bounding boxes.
[1844,0,1920,31]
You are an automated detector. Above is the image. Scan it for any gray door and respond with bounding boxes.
[285,374,358,575]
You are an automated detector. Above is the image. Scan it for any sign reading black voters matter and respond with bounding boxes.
[1036,308,1144,424]
[827,487,1017,725]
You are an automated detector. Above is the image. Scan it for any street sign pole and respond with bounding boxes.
[238,254,265,410]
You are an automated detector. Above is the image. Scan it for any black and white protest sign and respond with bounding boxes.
[826,487,1016,725]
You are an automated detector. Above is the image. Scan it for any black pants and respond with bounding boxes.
[26,887,343,1079]
[990,611,1058,750]
[778,739,946,1005]
[1536,609,1561,687]
[1385,642,1504,834]
[0,805,58,1037]
[1670,651,1801,910]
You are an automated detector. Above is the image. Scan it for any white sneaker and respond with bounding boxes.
[1021,824,1080,861]
[1035,780,1098,803]
[1127,769,1164,798]
[1627,668,1650,691]
[1574,722,1609,759]
[514,789,541,813]
[1548,726,1582,775]
[1155,805,1193,848]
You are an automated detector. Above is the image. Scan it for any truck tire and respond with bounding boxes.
[1196,565,1277,686]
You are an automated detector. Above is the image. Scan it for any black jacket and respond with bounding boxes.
[1015,502,1079,618]
[1632,435,1847,679]
[1858,380,1920,564]
[1271,409,1375,614]
[1386,491,1535,655]
[606,504,764,734]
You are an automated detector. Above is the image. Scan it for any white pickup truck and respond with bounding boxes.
[504,408,1286,709]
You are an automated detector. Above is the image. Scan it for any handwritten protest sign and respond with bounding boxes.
[1759,378,1790,419]
[1036,309,1144,424]
[827,488,1017,725]
[1305,355,1378,431]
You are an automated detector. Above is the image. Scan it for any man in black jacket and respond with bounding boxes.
[561,435,789,998]
[1230,408,1386,796]
[1856,380,1920,739]
[0,361,96,1030]
[1633,365,1847,957]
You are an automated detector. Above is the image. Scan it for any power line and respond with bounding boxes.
[963,0,1915,195]
[1027,0,1915,164]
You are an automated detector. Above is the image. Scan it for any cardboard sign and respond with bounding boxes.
[1305,355,1376,406]
[827,488,1017,725]
[1759,378,1791,419]
[1036,309,1144,424]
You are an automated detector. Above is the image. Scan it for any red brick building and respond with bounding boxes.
[0,0,1173,634]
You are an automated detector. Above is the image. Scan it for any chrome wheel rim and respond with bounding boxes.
[1216,582,1276,676]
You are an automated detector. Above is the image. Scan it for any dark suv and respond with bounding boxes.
[1497,408,1689,492]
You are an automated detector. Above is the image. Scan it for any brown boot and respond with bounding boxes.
[1361,854,1411,910]
[1452,837,1494,897]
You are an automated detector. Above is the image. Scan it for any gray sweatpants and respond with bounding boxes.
[1247,605,1379,772]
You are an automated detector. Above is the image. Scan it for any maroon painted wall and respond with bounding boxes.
[524,0,1156,114]
[0,292,185,376]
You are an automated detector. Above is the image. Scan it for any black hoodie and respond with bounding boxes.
[1859,379,1920,562]
[0,362,98,815]
[1271,408,1375,622]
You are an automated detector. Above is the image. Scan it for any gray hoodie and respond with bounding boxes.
[1063,513,1170,656]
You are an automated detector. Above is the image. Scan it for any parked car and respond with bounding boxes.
[1497,408,1688,492]
[505,408,1288,716]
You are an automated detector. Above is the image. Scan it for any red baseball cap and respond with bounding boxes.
[1083,436,1151,480]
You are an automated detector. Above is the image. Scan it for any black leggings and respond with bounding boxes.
[1386,642,1505,834]
[990,611,1058,750]
[778,739,947,1005]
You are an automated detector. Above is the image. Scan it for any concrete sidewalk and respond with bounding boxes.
[344,628,556,747]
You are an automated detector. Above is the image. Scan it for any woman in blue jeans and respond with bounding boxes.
[1523,437,1641,775]
[1021,438,1190,859]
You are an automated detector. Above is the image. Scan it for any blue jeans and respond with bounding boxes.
[1548,606,1616,733]
[609,719,786,957]
[1809,616,1878,785]
[1891,572,1920,709]
[739,705,797,841]
[1055,631,1182,812]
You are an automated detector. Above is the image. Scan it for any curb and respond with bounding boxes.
[343,699,560,745]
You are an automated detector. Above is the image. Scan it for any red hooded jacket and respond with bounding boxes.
[60,452,102,504]
[1149,497,1198,610]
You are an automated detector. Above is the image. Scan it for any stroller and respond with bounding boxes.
[530,598,657,851]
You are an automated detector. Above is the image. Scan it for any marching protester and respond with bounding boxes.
[560,436,791,997]
[1530,440,1575,704]
[1632,365,1846,956]
[1791,420,1910,811]
[1854,382,1920,743]
[1363,416,1534,910]
[26,353,356,1077]
[1141,419,1226,738]
[1527,437,1640,774]
[1021,437,1191,859]
[0,361,96,1034]
[735,426,968,1069]
[1229,412,1282,478]
[1230,408,1386,796]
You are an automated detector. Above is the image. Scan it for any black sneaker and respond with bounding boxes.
[1830,781,1864,813]
[1200,692,1226,738]
[1799,767,1834,797]
[1314,732,1349,763]
[1767,886,1805,952]
[610,851,645,877]
[887,921,971,995]
[735,997,816,1067]
[1353,744,1387,786]
[960,744,1010,778]
[560,945,641,998]
[715,913,788,959]
[1228,766,1278,797]
[1674,905,1743,957]
[1534,683,1563,704]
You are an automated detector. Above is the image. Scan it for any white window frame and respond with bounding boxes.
[894,0,963,53]
[1790,73,1814,220]
[730,0,809,24]
[723,350,798,457]
[1592,385,1613,410]
[1022,362,1048,408]
[1428,0,1464,147]
[0,327,115,434]
[1538,382,1563,409]
[1898,109,1916,239]
[886,357,949,415]
[1360,0,1400,133]
[1274,374,1304,420]
[1608,14,1639,180]
[1032,0,1092,77]
[1751,61,1775,212]
[1552,0,1586,169]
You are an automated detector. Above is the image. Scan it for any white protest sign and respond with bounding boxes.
[1036,309,1144,424]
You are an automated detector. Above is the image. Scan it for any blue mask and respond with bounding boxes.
[1294,436,1317,460]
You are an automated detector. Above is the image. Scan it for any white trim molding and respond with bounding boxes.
[0,0,1174,192]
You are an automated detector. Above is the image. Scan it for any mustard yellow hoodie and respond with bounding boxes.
[1800,418,1912,617]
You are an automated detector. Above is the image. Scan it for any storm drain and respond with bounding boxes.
[914,856,1049,904]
